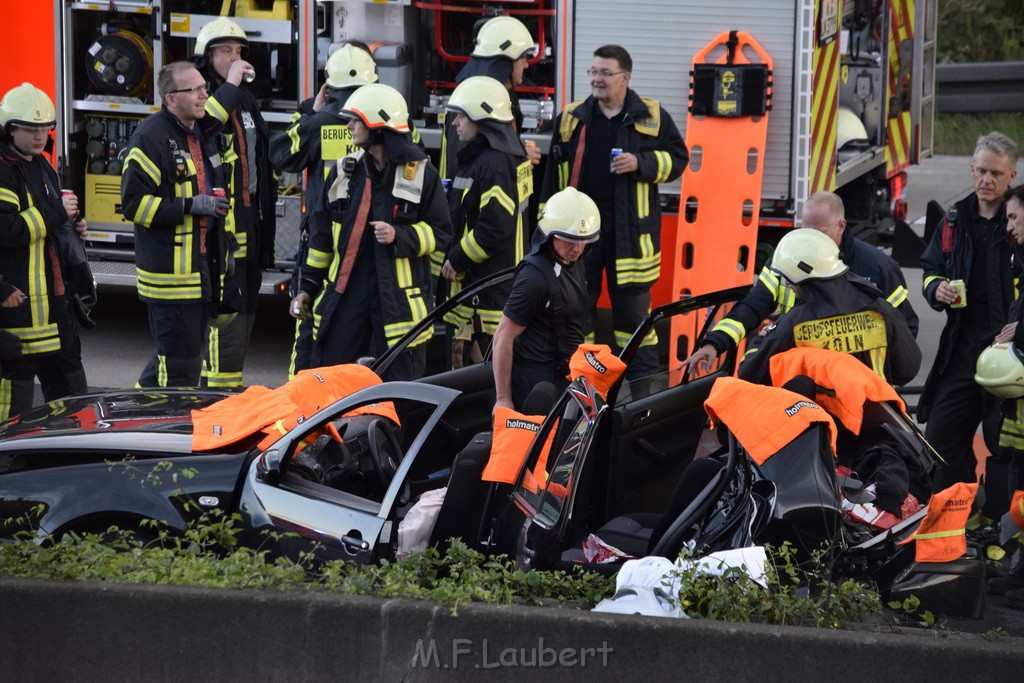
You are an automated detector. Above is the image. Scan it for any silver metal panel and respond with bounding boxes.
[571,0,798,200]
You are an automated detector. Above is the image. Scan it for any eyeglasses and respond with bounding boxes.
[586,68,626,78]
[168,82,210,96]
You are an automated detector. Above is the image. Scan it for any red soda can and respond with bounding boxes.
[212,187,226,198]
[61,189,78,218]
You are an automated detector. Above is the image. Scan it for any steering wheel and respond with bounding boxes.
[367,418,403,492]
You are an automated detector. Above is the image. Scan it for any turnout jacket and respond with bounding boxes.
[540,90,687,288]
[738,273,921,388]
[0,145,69,355]
[204,77,278,273]
[704,230,919,353]
[301,149,453,348]
[121,100,240,307]
[443,134,529,335]
[919,194,1016,420]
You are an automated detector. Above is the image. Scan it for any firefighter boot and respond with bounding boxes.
[988,548,1024,596]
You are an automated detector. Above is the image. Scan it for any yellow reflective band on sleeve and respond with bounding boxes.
[0,187,19,208]
[9,323,60,355]
[583,331,596,344]
[286,122,301,155]
[125,148,162,186]
[411,128,422,145]
[429,250,444,277]
[204,97,229,123]
[758,267,780,295]
[712,318,746,345]
[411,221,435,257]
[306,248,332,270]
[653,150,672,183]
[636,182,650,219]
[459,230,489,264]
[480,186,515,215]
[394,257,413,288]
[779,285,797,313]
[886,285,909,308]
[132,196,162,228]
[22,207,46,242]
[923,275,947,292]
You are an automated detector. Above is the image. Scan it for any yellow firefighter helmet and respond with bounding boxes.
[472,16,535,61]
[194,17,249,56]
[340,83,410,133]
[538,187,601,243]
[326,44,379,89]
[0,83,56,129]
[447,76,514,123]
[770,228,849,284]
[975,343,1024,399]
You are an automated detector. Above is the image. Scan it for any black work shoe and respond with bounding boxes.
[1005,586,1024,610]
[988,554,1024,596]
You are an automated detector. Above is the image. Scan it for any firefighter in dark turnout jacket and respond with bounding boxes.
[440,76,529,359]
[0,83,86,419]
[920,133,1019,491]
[685,191,918,372]
[541,44,687,382]
[289,84,452,381]
[270,43,380,377]
[194,18,278,388]
[739,229,921,388]
[121,62,240,388]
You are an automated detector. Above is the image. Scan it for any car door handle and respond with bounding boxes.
[637,438,670,468]
[341,534,370,553]
[632,409,652,426]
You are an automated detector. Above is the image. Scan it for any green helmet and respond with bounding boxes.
[472,16,535,60]
[770,228,848,284]
[340,83,410,133]
[975,343,1024,399]
[194,17,248,56]
[538,188,601,243]
[0,83,56,129]
[447,76,513,123]
[326,44,379,89]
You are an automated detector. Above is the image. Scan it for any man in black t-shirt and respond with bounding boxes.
[493,188,600,411]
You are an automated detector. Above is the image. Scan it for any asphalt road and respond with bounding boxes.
[36,155,1024,637]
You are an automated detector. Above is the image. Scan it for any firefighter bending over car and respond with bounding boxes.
[288,84,452,382]
[193,17,278,389]
[492,187,599,411]
[737,228,921,387]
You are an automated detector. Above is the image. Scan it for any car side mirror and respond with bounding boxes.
[258,447,284,484]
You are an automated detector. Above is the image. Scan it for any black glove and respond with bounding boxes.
[187,194,230,217]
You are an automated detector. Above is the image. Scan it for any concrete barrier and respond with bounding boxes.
[0,577,1019,681]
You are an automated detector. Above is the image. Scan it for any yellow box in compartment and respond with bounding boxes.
[225,0,294,20]
[85,173,132,229]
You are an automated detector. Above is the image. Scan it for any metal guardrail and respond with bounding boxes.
[935,61,1024,113]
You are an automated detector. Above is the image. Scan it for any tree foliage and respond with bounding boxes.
[937,0,1024,63]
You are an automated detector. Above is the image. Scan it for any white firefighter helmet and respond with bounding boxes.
[770,228,849,285]
[447,76,514,123]
[472,16,535,61]
[194,17,249,56]
[975,343,1024,399]
[537,187,601,243]
[837,106,870,151]
[0,83,56,129]
[339,83,410,133]
[326,44,379,89]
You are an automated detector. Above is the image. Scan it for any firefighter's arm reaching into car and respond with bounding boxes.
[681,343,718,374]
[492,314,527,411]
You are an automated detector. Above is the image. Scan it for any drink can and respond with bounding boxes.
[244,69,256,84]
[212,187,226,198]
[60,188,75,198]
[610,147,623,172]
[949,279,967,309]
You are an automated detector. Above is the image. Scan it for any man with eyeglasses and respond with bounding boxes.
[121,61,243,388]
[0,83,90,420]
[192,17,278,389]
[541,44,687,388]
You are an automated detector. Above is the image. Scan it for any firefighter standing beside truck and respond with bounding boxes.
[0,83,88,419]
[288,84,452,381]
[440,76,529,363]
[541,44,687,385]
[269,42,381,378]
[684,191,919,372]
[193,17,277,388]
[120,61,240,388]
[920,132,1020,492]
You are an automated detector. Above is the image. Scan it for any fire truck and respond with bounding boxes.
[5,0,936,306]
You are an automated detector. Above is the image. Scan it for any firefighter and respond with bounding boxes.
[288,84,452,381]
[193,17,278,388]
[440,76,528,364]
[737,228,921,387]
[121,62,240,388]
[920,132,1019,492]
[492,187,600,411]
[0,83,88,419]
[439,15,541,182]
[269,42,380,378]
[540,44,688,386]
[683,191,919,373]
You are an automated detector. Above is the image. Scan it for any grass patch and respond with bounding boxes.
[933,112,1024,156]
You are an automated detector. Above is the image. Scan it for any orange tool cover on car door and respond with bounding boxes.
[484,407,555,485]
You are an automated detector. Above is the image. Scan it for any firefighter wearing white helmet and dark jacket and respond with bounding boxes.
[193,17,277,388]
[0,83,88,419]
[440,76,529,364]
[738,228,921,388]
[493,187,600,411]
[289,84,452,382]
